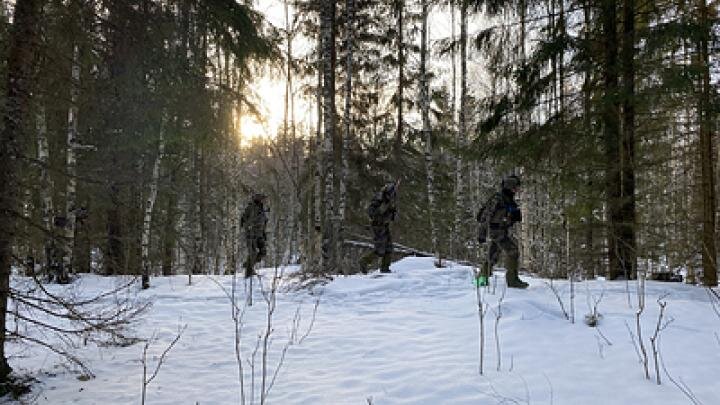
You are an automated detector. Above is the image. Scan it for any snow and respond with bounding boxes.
[6,257,720,404]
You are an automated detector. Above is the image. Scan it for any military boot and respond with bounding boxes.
[244,262,255,278]
[358,252,372,273]
[505,268,528,288]
[505,256,528,289]
[380,253,392,273]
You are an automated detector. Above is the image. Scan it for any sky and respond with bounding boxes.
[240,0,487,142]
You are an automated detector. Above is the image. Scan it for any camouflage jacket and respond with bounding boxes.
[367,191,397,226]
[477,189,521,240]
[241,200,268,239]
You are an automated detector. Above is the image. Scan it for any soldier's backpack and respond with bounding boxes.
[476,193,510,243]
[367,193,381,221]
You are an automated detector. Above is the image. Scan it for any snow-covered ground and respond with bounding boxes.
[7,257,720,404]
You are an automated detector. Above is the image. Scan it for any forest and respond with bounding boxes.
[0,0,718,403]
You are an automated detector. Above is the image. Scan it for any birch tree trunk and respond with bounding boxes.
[450,0,457,257]
[61,45,80,284]
[290,74,300,265]
[192,147,203,281]
[37,104,55,276]
[558,0,572,278]
[681,40,697,284]
[312,23,323,272]
[420,0,439,265]
[141,120,166,289]
[285,0,300,264]
[339,0,354,274]
[454,0,468,259]
[697,0,717,286]
[320,0,336,274]
[394,0,404,154]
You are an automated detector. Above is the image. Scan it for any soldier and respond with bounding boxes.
[476,175,528,289]
[359,180,399,274]
[241,193,268,278]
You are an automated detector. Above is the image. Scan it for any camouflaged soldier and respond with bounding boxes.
[359,181,399,273]
[241,193,268,278]
[476,175,528,289]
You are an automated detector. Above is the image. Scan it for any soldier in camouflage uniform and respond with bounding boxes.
[359,181,399,273]
[476,175,528,289]
[241,193,268,278]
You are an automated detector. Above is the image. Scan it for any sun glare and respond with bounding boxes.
[237,77,285,144]
[236,71,315,147]
[239,115,269,141]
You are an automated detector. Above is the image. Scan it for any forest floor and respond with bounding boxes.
[6,257,720,404]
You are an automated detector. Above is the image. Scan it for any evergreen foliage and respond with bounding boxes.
[0,0,717,387]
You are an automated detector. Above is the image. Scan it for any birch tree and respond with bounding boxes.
[420,0,439,265]
[61,45,80,284]
[454,0,468,259]
[284,0,300,265]
[394,0,405,154]
[339,0,355,273]
[320,0,336,274]
[141,119,166,289]
[36,104,54,276]
[311,24,323,272]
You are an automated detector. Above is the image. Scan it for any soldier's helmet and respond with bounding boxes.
[502,175,521,191]
[252,193,267,202]
[382,182,397,198]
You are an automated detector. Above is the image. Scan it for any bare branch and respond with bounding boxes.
[146,325,187,385]
[544,280,570,320]
[8,332,93,378]
[660,351,704,405]
[141,324,187,405]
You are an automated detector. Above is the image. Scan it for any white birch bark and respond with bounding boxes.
[227,97,241,275]
[321,0,336,274]
[290,78,300,265]
[285,0,300,264]
[141,118,165,289]
[312,23,323,271]
[451,0,456,121]
[395,0,404,151]
[338,0,354,274]
[450,0,458,257]
[190,146,202,284]
[36,104,54,273]
[198,148,205,275]
[420,0,439,265]
[454,2,468,259]
[62,45,80,282]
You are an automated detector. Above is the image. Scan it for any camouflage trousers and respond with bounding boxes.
[371,224,393,256]
[244,236,266,277]
[359,224,393,272]
[482,229,519,279]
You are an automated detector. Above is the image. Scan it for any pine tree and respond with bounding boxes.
[696,0,717,286]
[0,0,45,382]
